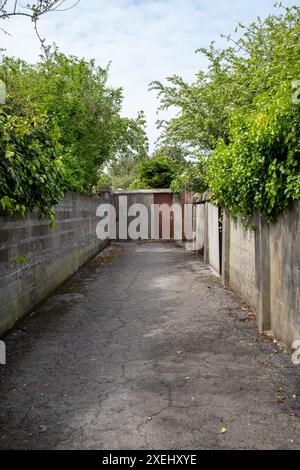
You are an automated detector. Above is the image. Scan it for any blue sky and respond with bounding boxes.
[1,0,297,150]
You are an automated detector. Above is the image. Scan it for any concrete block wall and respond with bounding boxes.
[207,203,220,274]
[268,201,300,346]
[220,202,300,347]
[194,204,205,252]
[0,192,108,336]
[227,217,256,310]
[203,202,221,274]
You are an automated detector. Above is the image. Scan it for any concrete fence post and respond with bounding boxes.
[255,213,271,331]
[98,186,112,204]
[221,208,231,287]
[204,202,209,264]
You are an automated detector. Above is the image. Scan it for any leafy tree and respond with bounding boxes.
[98,111,149,189]
[151,145,187,163]
[152,5,300,220]
[0,49,148,192]
[129,144,205,192]
[206,5,300,220]
[102,155,142,190]
[113,111,149,162]
[170,160,207,194]
[132,155,176,189]
[207,79,300,220]
[0,48,148,217]
[0,106,63,224]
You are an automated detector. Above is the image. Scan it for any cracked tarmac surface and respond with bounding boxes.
[0,242,299,449]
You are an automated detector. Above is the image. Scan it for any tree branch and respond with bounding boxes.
[0,1,79,21]
[0,1,80,46]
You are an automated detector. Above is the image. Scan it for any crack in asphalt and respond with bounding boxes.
[0,242,299,450]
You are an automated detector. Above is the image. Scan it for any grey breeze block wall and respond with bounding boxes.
[268,200,300,347]
[0,192,108,337]
[206,203,220,274]
[221,200,300,347]
[228,218,256,310]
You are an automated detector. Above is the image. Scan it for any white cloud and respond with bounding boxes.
[0,0,297,150]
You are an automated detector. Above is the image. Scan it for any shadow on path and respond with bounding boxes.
[0,242,299,449]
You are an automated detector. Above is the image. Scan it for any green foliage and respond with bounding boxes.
[0,47,148,218]
[0,107,63,222]
[128,145,205,192]
[101,155,141,190]
[207,81,300,220]
[132,155,177,189]
[13,255,29,264]
[1,49,148,192]
[99,112,149,189]
[151,145,187,163]
[152,5,300,220]
[170,160,207,193]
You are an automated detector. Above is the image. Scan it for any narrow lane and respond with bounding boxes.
[0,242,299,449]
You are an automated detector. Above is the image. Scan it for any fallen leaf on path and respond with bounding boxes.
[219,426,227,434]
[276,393,286,403]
